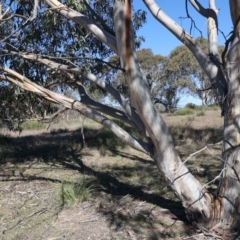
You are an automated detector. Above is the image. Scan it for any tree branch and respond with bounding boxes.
[0,0,39,43]
[44,0,118,53]
[143,0,227,109]
[114,0,212,215]
[0,49,147,136]
[0,67,149,154]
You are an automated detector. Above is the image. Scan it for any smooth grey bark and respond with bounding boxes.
[189,0,220,59]
[114,0,212,223]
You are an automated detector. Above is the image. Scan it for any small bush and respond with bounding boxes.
[84,118,140,155]
[60,179,96,205]
[170,126,189,140]
[173,108,194,116]
[185,103,197,109]
[97,129,125,155]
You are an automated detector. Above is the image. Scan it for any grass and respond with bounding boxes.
[59,179,97,205]
[173,105,219,117]
[196,110,205,116]
[0,111,223,239]
[173,107,194,116]
[20,120,46,130]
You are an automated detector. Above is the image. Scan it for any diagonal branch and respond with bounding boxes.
[0,67,149,154]
[0,0,39,43]
[65,77,137,128]
[187,0,211,18]
[143,0,227,109]
[44,0,117,53]
[0,49,147,136]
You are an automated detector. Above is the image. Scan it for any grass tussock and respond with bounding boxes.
[59,179,97,206]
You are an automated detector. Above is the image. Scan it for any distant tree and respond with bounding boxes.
[111,48,188,111]
[167,38,224,106]
[1,0,240,238]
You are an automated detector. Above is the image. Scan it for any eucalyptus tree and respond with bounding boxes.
[111,48,193,111]
[0,0,240,238]
[167,38,224,106]
[0,0,146,128]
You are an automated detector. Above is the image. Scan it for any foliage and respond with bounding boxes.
[185,103,197,109]
[167,38,224,105]
[0,0,146,121]
[196,110,205,116]
[0,84,56,131]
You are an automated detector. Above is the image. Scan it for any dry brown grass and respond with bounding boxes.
[0,111,223,239]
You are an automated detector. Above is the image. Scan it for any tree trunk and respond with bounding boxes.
[114,0,213,228]
[205,33,240,238]
[113,1,240,238]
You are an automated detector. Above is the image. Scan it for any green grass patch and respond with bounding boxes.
[20,120,46,130]
[60,179,97,206]
[173,108,194,116]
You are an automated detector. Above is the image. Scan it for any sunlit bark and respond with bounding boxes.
[114,0,212,225]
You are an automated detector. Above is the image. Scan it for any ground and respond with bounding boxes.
[0,109,224,239]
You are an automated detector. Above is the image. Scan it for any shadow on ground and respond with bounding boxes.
[0,126,221,239]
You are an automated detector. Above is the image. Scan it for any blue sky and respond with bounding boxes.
[134,0,232,55]
[133,1,233,106]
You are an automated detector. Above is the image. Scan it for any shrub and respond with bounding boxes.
[185,103,197,109]
[94,128,126,156]
[86,119,139,155]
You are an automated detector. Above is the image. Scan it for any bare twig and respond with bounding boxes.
[182,141,222,165]
[0,0,39,43]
